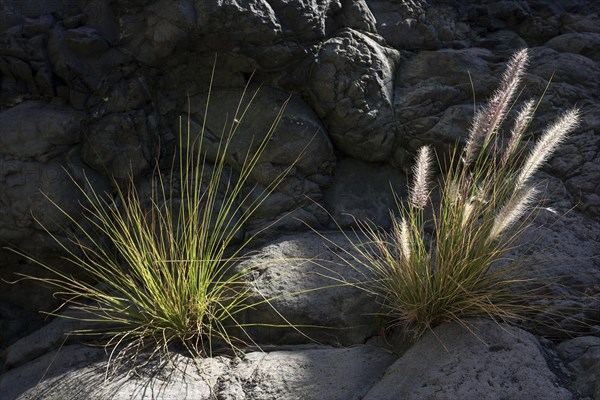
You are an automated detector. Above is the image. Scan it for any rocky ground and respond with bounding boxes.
[1,0,599,399]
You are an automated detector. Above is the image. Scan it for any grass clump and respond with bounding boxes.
[12,73,296,362]
[341,48,580,339]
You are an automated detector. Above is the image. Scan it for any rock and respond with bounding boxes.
[2,308,101,371]
[485,1,531,28]
[0,100,83,160]
[193,0,378,71]
[47,24,99,109]
[0,56,36,94]
[0,345,107,400]
[64,26,110,57]
[550,126,600,219]
[308,28,400,161]
[338,0,378,34]
[0,1,80,19]
[557,336,600,398]
[0,344,395,400]
[91,75,153,115]
[492,172,600,339]
[324,158,408,228]
[217,345,395,400]
[392,47,496,166]
[0,254,66,340]
[117,0,195,66]
[562,11,600,34]
[186,86,335,233]
[528,48,600,101]
[82,0,120,44]
[475,30,529,56]
[0,158,83,241]
[367,0,469,50]
[392,46,600,225]
[519,14,561,45]
[0,301,44,351]
[363,319,573,400]
[82,110,158,180]
[1,1,600,397]
[545,32,600,62]
[236,231,381,346]
[262,0,331,43]
[0,3,24,31]
[187,86,335,185]
[520,180,600,287]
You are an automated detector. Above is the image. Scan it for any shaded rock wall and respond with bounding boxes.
[0,0,598,346]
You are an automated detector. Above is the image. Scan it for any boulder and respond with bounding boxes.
[392,47,496,163]
[545,32,600,62]
[2,308,101,372]
[527,48,600,102]
[216,345,395,400]
[550,126,600,219]
[0,100,82,161]
[186,87,334,184]
[367,0,469,50]
[0,159,83,241]
[308,28,400,161]
[82,110,158,180]
[116,0,196,66]
[0,301,44,353]
[0,345,107,400]
[324,158,408,228]
[1,0,600,397]
[557,336,600,398]
[363,319,573,400]
[236,231,382,346]
[185,86,335,233]
[0,344,395,400]
[476,30,529,56]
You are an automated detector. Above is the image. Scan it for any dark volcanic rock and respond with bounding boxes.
[557,336,600,398]
[1,0,599,397]
[308,28,400,161]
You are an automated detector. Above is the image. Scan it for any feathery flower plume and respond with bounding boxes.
[409,146,433,210]
[501,100,535,167]
[515,108,580,190]
[399,217,411,261]
[464,49,529,166]
[489,186,538,241]
[462,200,475,228]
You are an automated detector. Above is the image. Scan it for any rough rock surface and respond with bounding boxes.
[237,231,381,346]
[363,319,574,400]
[324,158,408,227]
[0,344,396,400]
[186,86,336,232]
[308,28,400,161]
[557,336,600,398]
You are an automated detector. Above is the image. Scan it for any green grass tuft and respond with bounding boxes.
[10,68,298,364]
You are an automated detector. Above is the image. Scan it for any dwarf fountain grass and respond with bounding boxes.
[10,70,300,363]
[332,49,581,339]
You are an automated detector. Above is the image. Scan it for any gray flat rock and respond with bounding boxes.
[363,319,573,400]
[0,344,395,400]
[236,231,382,346]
